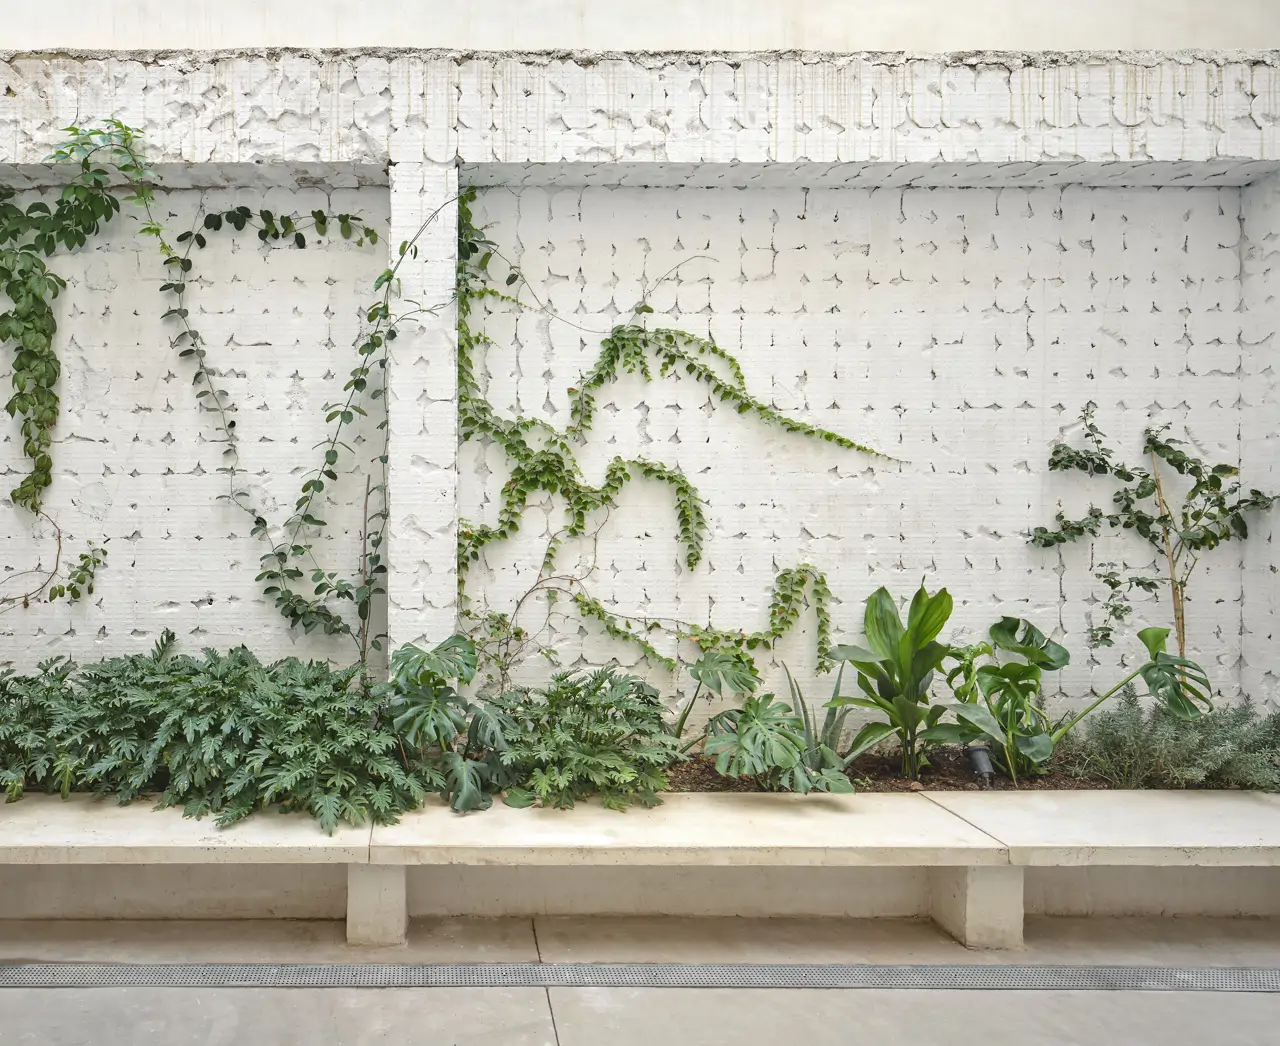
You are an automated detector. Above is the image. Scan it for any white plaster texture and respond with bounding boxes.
[462,182,1264,702]
[0,55,1277,169]
[385,162,460,648]
[0,184,389,666]
[0,51,1277,692]
[1241,174,1280,702]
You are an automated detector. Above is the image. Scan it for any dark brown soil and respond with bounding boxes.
[665,755,763,793]
[664,747,1111,793]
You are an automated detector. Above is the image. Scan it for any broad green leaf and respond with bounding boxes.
[502,786,536,808]
[1013,732,1054,764]
[1140,655,1212,721]
[988,616,1070,671]
[390,635,477,686]
[862,587,905,661]
[904,584,953,649]
[1137,626,1171,661]
[813,768,856,793]
[687,649,761,696]
[441,751,492,813]
[826,694,889,712]
[828,643,878,664]
[918,722,977,745]
[955,703,1005,742]
[844,721,898,762]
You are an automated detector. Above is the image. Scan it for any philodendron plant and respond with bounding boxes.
[827,582,954,778]
[927,621,1212,784]
[925,617,1070,784]
[669,648,762,748]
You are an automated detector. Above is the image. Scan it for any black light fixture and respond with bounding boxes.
[967,743,994,788]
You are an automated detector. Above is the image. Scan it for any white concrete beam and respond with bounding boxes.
[385,161,460,649]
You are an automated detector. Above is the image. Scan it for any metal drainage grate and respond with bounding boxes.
[1,963,1278,991]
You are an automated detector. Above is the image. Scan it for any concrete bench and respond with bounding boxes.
[4,790,1280,950]
[367,792,1018,948]
[0,794,376,939]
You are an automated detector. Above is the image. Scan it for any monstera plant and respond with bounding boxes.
[927,621,1211,784]
[925,617,1070,783]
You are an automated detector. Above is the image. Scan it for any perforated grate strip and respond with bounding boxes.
[1,963,1278,991]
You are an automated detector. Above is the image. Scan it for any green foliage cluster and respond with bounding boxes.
[0,124,136,512]
[381,635,517,813]
[926,618,1070,782]
[0,632,439,832]
[1,635,692,825]
[454,187,873,677]
[670,651,853,794]
[4,122,405,664]
[830,582,955,778]
[1060,688,1280,791]
[821,582,1212,783]
[494,669,679,811]
[1032,403,1277,655]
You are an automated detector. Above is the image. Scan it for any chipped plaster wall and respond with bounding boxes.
[0,50,1275,700]
[0,184,388,667]
[1242,173,1280,704]
[0,54,1278,168]
[463,182,1255,705]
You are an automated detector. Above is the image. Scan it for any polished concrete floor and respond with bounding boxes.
[2,917,1279,1044]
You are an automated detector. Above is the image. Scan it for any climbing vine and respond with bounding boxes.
[2,122,431,668]
[4,124,883,684]
[454,187,879,677]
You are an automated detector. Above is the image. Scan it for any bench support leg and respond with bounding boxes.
[346,865,407,946]
[929,866,1023,950]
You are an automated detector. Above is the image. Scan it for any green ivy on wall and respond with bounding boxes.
[454,187,882,675]
[2,125,885,683]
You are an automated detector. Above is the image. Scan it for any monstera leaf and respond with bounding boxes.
[1136,627,1212,720]
[988,617,1070,672]
[687,649,761,697]
[390,635,478,687]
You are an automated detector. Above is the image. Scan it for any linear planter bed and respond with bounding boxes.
[3,790,1280,950]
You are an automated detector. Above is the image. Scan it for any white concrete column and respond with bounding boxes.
[346,865,408,946]
[1241,173,1280,706]
[385,161,460,649]
[929,865,1024,950]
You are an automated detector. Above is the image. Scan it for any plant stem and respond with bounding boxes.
[1149,450,1187,658]
[358,474,372,672]
[1052,667,1143,741]
[671,681,704,740]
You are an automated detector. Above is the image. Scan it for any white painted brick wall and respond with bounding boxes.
[462,183,1268,708]
[0,184,389,667]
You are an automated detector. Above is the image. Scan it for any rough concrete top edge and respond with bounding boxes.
[2,46,1278,68]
